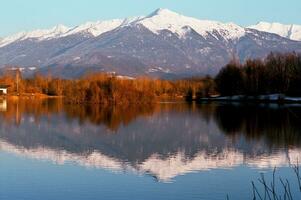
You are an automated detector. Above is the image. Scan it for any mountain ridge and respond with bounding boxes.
[0,9,245,47]
[2,9,300,46]
[0,9,301,78]
[248,21,301,41]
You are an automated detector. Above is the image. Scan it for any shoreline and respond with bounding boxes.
[2,93,301,105]
[1,94,63,100]
[199,94,301,104]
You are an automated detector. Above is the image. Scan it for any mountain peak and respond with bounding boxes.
[139,8,245,40]
[52,24,69,32]
[148,8,179,18]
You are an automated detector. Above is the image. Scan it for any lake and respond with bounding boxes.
[0,98,301,200]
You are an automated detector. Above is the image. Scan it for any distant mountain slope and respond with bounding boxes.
[249,22,301,41]
[1,9,301,78]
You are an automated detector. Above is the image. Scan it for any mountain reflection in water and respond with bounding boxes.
[0,98,301,182]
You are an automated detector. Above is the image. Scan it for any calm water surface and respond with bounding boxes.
[0,98,301,200]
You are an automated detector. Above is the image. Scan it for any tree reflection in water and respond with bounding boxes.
[213,103,301,148]
[0,99,301,182]
[1,99,301,147]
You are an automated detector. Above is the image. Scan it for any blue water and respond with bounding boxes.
[0,99,300,200]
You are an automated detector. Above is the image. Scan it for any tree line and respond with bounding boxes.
[0,70,212,105]
[215,52,301,97]
[3,52,298,103]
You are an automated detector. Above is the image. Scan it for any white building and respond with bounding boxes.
[0,85,9,95]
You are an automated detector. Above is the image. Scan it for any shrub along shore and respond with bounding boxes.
[0,72,207,105]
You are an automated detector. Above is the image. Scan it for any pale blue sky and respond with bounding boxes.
[1,0,300,37]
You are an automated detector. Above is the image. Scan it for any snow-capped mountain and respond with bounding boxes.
[0,9,246,47]
[0,9,301,78]
[249,22,301,41]
[0,18,144,48]
[137,8,245,40]
[60,18,143,37]
[0,24,70,47]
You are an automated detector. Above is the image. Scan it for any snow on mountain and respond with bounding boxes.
[1,9,300,49]
[0,17,145,48]
[0,8,246,48]
[0,31,28,47]
[62,19,125,37]
[1,9,301,78]
[137,8,246,40]
[249,22,301,41]
[0,24,70,47]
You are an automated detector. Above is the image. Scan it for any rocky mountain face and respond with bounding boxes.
[1,9,301,78]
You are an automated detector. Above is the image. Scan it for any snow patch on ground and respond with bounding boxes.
[203,94,301,103]
[147,66,171,73]
[73,56,81,61]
